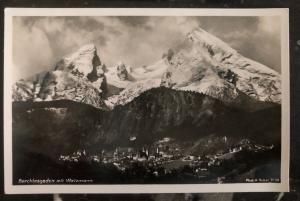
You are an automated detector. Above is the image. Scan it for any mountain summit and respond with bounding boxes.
[13,44,108,109]
[160,29,281,103]
[13,28,281,109]
[54,44,104,81]
[106,28,281,108]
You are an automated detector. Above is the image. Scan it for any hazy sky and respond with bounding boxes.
[12,16,281,81]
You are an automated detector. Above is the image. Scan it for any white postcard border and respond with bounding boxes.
[4,8,290,194]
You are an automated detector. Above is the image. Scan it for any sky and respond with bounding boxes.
[12,16,281,81]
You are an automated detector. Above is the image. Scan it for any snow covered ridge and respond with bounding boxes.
[107,28,281,107]
[161,28,281,103]
[13,44,108,109]
[12,28,281,109]
[105,59,169,109]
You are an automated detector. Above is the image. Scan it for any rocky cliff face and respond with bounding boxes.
[13,44,108,109]
[54,44,102,79]
[116,62,129,81]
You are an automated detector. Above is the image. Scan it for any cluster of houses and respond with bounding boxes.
[58,137,274,179]
[59,150,87,162]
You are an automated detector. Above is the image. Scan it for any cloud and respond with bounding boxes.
[13,17,54,80]
[195,16,281,72]
[12,16,281,82]
[13,16,114,81]
[114,16,152,29]
[97,16,199,68]
[258,16,281,37]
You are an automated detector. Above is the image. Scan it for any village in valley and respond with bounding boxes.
[58,136,275,183]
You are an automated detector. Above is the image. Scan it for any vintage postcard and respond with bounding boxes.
[4,8,289,194]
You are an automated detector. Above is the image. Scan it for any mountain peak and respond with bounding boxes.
[33,43,108,108]
[159,28,281,104]
[55,43,101,77]
[13,28,281,109]
[77,43,97,54]
[186,28,237,57]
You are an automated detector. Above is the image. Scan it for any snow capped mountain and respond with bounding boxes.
[38,70,107,108]
[161,28,281,103]
[13,44,108,109]
[13,79,36,101]
[13,27,281,109]
[103,59,169,108]
[55,44,102,78]
[105,28,280,108]
[105,62,133,89]
[38,44,108,108]
[104,59,169,108]
[131,59,169,80]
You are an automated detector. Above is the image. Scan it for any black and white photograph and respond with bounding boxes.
[4,8,289,193]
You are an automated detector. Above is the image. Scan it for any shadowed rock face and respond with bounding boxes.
[116,62,129,81]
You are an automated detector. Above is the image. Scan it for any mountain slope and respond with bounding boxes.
[12,79,36,101]
[12,28,281,111]
[104,59,169,108]
[161,29,281,103]
[13,44,108,109]
[13,87,280,158]
[101,87,280,146]
[104,28,281,109]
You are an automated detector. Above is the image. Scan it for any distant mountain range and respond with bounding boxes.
[13,28,281,109]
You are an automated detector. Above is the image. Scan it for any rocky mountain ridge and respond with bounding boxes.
[13,44,108,109]
[12,28,281,110]
[105,28,281,108]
